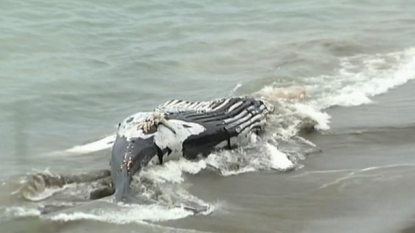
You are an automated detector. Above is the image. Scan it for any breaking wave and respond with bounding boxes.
[306,47,415,109]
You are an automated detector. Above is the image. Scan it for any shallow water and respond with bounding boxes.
[1,0,415,232]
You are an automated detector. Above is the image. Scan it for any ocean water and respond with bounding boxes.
[1,0,415,232]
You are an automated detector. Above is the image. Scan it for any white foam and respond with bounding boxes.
[255,47,415,135]
[203,152,255,176]
[0,203,213,229]
[218,166,256,176]
[44,203,210,224]
[3,206,41,217]
[42,198,217,224]
[312,47,415,109]
[140,144,296,181]
[291,103,331,130]
[65,135,115,154]
[203,144,295,175]
[265,143,294,171]
[141,159,207,184]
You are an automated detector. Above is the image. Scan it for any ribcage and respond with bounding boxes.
[155,97,227,113]
[162,97,273,159]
